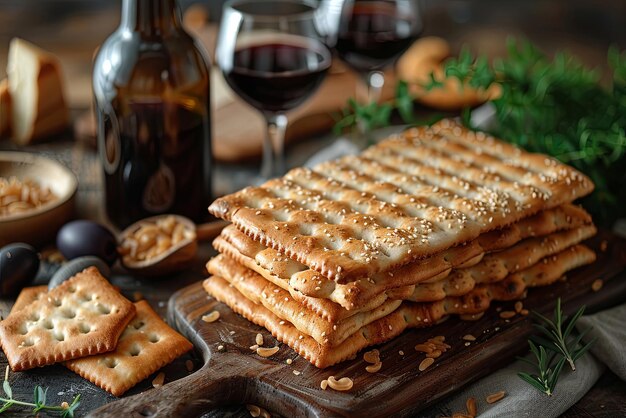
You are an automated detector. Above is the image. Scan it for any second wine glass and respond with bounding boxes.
[217,0,332,179]
[334,0,422,103]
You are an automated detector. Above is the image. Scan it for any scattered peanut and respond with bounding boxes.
[326,376,353,391]
[429,349,442,359]
[462,334,476,342]
[256,346,279,357]
[514,301,523,313]
[152,372,165,388]
[256,333,264,346]
[419,357,435,371]
[365,362,382,373]
[246,404,261,417]
[499,310,516,319]
[414,343,433,353]
[592,279,603,292]
[600,240,608,252]
[185,359,194,372]
[486,390,507,404]
[202,311,220,323]
[460,312,484,321]
[466,397,477,416]
[363,349,380,364]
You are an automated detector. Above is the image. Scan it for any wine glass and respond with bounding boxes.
[333,0,422,103]
[217,0,332,179]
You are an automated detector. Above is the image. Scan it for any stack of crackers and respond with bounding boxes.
[0,267,193,396]
[205,119,597,368]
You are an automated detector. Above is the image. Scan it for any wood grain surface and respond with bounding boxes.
[89,231,626,418]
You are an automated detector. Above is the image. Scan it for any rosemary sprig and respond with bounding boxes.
[334,38,626,225]
[517,341,566,397]
[529,298,596,371]
[516,299,595,396]
[0,366,81,417]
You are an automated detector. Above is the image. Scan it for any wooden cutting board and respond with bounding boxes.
[88,231,626,418]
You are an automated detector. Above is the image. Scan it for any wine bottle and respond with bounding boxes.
[93,0,212,228]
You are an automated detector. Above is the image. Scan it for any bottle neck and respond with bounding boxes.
[121,0,182,35]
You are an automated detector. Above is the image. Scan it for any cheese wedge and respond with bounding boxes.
[0,79,10,137]
[6,38,69,144]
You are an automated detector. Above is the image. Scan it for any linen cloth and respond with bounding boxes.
[429,304,626,417]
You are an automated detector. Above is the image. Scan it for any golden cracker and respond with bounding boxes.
[203,244,595,368]
[209,120,593,282]
[65,300,193,397]
[0,267,135,371]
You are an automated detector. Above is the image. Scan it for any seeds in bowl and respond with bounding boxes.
[119,215,195,263]
[0,176,57,217]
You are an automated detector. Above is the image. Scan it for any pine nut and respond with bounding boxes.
[419,357,435,371]
[499,310,516,319]
[466,397,477,416]
[486,390,506,404]
[256,346,279,357]
[202,311,220,323]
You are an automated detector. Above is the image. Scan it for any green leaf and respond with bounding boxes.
[563,305,586,339]
[2,381,11,400]
[61,394,81,418]
[529,335,559,353]
[34,386,46,409]
[517,372,548,394]
[573,337,597,361]
[0,401,14,413]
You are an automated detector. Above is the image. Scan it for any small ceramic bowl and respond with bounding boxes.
[0,151,77,247]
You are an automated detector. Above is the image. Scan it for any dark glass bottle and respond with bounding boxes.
[93,0,212,228]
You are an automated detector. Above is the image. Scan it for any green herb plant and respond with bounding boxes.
[335,38,626,225]
[517,299,595,396]
[0,366,80,417]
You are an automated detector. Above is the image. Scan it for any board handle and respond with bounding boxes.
[195,220,228,242]
[86,358,243,418]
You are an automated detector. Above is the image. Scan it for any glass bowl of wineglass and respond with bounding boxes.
[333,0,422,103]
[217,0,333,179]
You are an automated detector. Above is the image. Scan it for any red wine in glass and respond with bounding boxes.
[217,0,331,179]
[335,0,422,104]
[224,39,331,113]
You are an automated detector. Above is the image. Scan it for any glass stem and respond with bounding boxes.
[261,113,288,179]
[365,70,385,104]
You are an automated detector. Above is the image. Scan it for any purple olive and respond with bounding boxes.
[0,243,40,296]
[56,220,118,266]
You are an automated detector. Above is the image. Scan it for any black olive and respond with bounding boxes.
[0,243,40,296]
[57,220,118,266]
